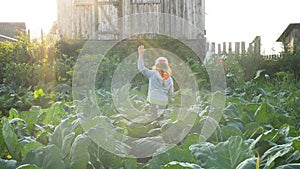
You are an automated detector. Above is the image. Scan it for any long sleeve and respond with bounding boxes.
[138,58,155,78]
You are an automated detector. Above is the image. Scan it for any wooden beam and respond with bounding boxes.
[98,1,119,5]
[131,0,160,4]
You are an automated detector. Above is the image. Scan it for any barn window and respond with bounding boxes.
[131,0,161,4]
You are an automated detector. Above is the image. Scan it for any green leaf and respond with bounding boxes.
[206,136,254,169]
[99,150,123,169]
[236,158,257,169]
[122,157,138,169]
[127,121,155,138]
[0,123,6,157]
[49,117,74,149]
[286,150,300,163]
[254,101,272,124]
[162,161,203,169]
[292,140,300,150]
[16,164,41,169]
[69,134,91,169]
[2,118,22,162]
[18,106,42,132]
[221,125,244,141]
[21,141,43,161]
[42,144,66,169]
[275,163,300,169]
[8,108,19,120]
[61,132,75,158]
[242,103,260,124]
[181,133,203,150]
[0,159,17,169]
[243,122,263,139]
[223,103,242,123]
[131,136,166,158]
[148,146,195,169]
[161,120,190,144]
[189,142,215,164]
[22,147,44,167]
[23,144,66,169]
[260,143,293,169]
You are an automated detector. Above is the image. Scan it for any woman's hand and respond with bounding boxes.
[138,45,145,53]
[138,45,145,59]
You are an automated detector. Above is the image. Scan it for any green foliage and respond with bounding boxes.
[0,158,17,169]
[280,48,300,81]
[238,54,265,81]
[95,37,209,91]
[2,33,300,169]
[190,136,254,169]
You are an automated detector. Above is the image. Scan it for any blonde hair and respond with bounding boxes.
[152,63,172,75]
[152,57,172,75]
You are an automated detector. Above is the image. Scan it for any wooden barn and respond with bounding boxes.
[277,23,300,52]
[57,0,205,41]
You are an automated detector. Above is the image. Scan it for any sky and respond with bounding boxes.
[205,0,300,54]
[0,0,299,54]
[0,0,57,38]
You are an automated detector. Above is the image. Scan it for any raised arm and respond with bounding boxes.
[138,45,154,77]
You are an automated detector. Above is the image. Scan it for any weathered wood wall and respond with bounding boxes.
[57,0,205,40]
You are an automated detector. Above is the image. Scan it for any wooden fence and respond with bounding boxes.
[206,36,261,57]
[206,36,283,59]
[206,36,262,57]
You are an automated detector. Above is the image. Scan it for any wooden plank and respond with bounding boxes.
[228,42,233,56]
[182,0,187,38]
[123,0,131,38]
[241,41,246,55]
[235,42,240,55]
[162,0,168,34]
[218,44,221,55]
[222,42,226,54]
[75,0,94,5]
[98,1,119,5]
[158,1,165,35]
[174,0,180,37]
[143,3,148,35]
[186,0,193,38]
[170,0,176,37]
[93,0,98,39]
[131,0,160,4]
[211,42,215,53]
[195,0,204,32]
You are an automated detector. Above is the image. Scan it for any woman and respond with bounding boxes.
[137,45,174,120]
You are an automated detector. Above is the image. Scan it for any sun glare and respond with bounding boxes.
[0,0,57,38]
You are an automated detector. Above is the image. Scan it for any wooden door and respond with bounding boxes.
[97,0,122,40]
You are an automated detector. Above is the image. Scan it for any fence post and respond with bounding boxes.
[248,43,253,55]
[211,42,215,53]
[241,41,246,55]
[222,42,226,55]
[235,42,240,58]
[228,42,233,57]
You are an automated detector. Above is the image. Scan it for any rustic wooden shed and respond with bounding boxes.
[277,23,300,51]
[0,22,26,41]
[57,0,205,41]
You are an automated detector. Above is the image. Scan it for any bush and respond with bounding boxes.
[280,48,300,81]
